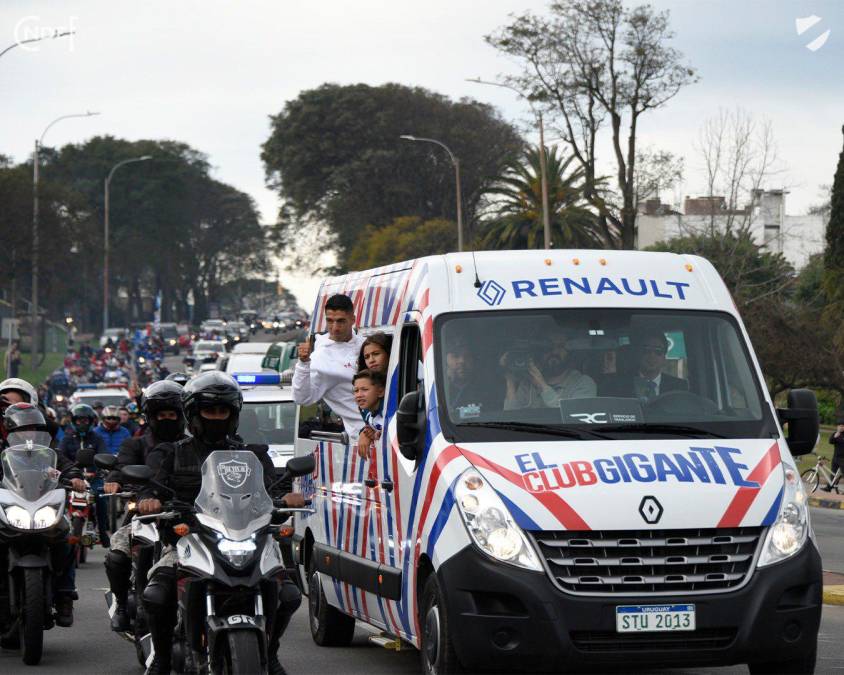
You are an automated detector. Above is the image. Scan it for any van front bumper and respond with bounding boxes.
[437,540,822,672]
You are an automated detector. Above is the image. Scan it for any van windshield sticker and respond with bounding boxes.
[456,403,482,419]
[513,446,759,493]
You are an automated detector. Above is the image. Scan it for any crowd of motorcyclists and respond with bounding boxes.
[0,355,307,673]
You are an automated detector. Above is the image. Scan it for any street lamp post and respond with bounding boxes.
[32,111,99,369]
[0,29,75,60]
[467,78,552,249]
[399,135,464,252]
[103,156,152,333]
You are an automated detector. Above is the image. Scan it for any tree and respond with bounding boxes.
[634,146,683,211]
[487,0,697,249]
[823,126,844,349]
[694,107,780,236]
[347,217,457,270]
[261,83,523,269]
[478,145,606,249]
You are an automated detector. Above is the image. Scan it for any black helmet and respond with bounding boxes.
[182,372,242,444]
[4,402,47,433]
[142,380,186,442]
[165,372,190,387]
[70,403,97,436]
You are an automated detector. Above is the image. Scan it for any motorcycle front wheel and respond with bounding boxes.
[20,568,44,665]
[221,631,262,675]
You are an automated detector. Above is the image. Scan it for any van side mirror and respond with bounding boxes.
[396,389,426,461]
[777,389,819,456]
[94,453,117,471]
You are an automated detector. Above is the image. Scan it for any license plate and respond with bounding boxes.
[616,604,695,633]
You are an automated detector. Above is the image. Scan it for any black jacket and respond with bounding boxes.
[599,372,689,398]
[141,435,277,505]
[830,431,844,463]
[106,428,188,484]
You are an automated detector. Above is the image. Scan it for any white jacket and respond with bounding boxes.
[292,332,367,438]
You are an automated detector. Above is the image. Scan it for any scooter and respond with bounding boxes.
[66,476,97,564]
[124,450,315,674]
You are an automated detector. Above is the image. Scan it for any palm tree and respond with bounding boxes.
[480,145,608,249]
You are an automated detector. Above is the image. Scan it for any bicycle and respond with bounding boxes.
[800,454,842,494]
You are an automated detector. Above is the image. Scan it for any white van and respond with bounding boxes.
[292,250,821,674]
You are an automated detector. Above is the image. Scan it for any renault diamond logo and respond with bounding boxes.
[477,280,506,306]
[638,496,663,524]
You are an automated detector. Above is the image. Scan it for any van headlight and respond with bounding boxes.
[757,466,809,567]
[4,505,32,529]
[454,468,541,571]
[34,506,59,529]
[217,537,257,568]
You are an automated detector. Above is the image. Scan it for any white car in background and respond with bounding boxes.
[70,384,132,409]
[232,372,296,472]
[220,353,268,374]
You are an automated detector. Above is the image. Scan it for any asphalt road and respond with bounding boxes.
[812,505,844,573]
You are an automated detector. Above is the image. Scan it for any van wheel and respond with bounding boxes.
[420,575,462,675]
[749,645,816,674]
[307,559,355,646]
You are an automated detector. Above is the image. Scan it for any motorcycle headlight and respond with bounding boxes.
[454,468,541,571]
[217,537,257,568]
[758,466,809,567]
[5,505,32,530]
[33,506,59,529]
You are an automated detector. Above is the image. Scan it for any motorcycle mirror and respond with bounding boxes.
[285,454,316,477]
[75,447,97,469]
[94,453,117,470]
[121,464,154,482]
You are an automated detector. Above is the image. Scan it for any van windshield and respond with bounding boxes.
[436,309,777,441]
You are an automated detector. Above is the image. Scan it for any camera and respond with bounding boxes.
[503,349,532,371]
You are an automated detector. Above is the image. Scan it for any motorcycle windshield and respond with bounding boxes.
[1,444,60,502]
[6,431,54,449]
[195,450,273,540]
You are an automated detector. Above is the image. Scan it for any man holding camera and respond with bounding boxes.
[502,332,596,410]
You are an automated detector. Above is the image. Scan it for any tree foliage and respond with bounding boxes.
[347,217,457,270]
[261,83,523,268]
[823,126,844,349]
[478,145,606,249]
[487,0,697,249]
[0,136,277,330]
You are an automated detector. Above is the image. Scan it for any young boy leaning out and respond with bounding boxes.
[354,369,386,459]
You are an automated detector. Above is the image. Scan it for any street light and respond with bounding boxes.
[103,156,152,332]
[0,29,75,60]
[399,135,464,252]
[31,111,100,368]
[467,77,552,250]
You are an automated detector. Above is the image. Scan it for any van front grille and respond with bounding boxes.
[530,527,763,595]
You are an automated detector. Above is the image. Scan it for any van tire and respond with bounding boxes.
[749,645,816,674]
[420,575,462,675]
[307,559,355,646]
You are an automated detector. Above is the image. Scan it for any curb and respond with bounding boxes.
[808,495,844,510]
[824,585,844,605]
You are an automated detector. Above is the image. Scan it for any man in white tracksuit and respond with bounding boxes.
[293,293,366,438]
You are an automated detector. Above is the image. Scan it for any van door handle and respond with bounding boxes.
[380,480,394,492]
[364,478,378,488]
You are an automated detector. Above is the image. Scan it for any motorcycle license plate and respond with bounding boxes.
[616,604,695,633]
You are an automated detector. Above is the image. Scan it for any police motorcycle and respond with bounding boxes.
[125,450,315,674]
[94,453,161,667]
[0,432,72,665]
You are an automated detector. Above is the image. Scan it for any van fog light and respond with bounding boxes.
[455,468,542,572]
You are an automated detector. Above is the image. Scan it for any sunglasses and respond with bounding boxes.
[104,416,120,422]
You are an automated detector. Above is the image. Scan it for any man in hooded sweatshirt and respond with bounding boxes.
[293,294,366,438]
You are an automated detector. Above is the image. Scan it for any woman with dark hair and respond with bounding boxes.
[357,332,392,373]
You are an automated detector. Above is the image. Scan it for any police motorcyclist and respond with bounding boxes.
[139,372,302,675]
[0,404,85,634]
[59,403,106,461]
[103,380,188,631]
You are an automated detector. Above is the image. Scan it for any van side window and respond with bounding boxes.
[398,324,422,398]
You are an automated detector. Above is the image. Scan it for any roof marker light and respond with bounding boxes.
[572,258,580,265]
[455,265,463,273]
[544,258,552,266]
[685,263,694,272]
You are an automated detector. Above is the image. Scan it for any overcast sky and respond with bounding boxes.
[2,0,842,305]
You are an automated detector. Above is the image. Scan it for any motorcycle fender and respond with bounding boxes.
[259,537,284,577]
[132,519,159,544]
[206,614,267,667]
[177,534,215,576]
[8,552,50,569]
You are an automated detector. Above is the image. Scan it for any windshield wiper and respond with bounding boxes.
[596,423,725,438]
[457,421,610,440]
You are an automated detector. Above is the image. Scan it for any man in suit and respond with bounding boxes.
[600,329,688,402]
